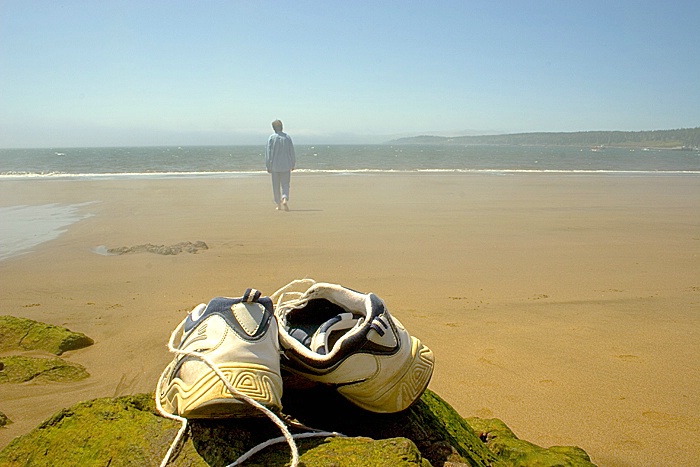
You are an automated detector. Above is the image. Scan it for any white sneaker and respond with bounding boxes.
[272,280,434,413]
[159,288,283,418]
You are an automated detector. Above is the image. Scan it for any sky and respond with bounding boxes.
[1,1,699,148]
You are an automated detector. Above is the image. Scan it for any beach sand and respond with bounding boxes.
[0,174,698,466]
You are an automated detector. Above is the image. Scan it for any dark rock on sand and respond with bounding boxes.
[0,315,94,356]
[107,241,208,256]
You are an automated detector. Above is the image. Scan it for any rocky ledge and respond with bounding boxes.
[0,386,596,467]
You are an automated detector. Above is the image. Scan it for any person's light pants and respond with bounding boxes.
[271,171,291,205]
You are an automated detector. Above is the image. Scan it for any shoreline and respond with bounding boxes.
[0,174,698,466]
[1,168,700,181]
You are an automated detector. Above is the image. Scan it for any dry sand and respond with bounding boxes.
[0,173,698,466]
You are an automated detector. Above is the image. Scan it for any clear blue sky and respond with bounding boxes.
[1,1,699,147]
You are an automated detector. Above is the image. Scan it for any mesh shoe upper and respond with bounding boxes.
[274,281,434,413]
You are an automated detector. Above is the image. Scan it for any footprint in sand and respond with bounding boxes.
[478,357,495,366]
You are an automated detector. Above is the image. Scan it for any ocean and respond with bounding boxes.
[1,144,699,178]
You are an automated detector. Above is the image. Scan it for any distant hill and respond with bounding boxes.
[388,127,700,149]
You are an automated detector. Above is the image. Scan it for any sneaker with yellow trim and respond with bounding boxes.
[159,288,283,418]
[272,280,434,413]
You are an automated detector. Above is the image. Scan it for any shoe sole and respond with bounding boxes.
[338,337,434,413]
[162,362,283,418]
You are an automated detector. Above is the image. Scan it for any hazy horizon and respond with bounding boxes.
[2,126,699,150]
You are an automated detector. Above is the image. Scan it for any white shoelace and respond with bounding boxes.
[270,278,317,322]
[156,283,343,467]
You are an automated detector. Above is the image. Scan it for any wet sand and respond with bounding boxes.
[0,174,698,466]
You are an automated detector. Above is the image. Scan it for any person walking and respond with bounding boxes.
[265,119,296,211]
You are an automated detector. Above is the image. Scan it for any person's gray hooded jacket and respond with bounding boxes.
[266,131,296,172]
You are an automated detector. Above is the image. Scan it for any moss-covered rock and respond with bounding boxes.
[221,436,432,467]
[286,437,430,467]
[181,383,491,467]
[0,394,204,467]
[0,315,94,356]
[0,388,597,467]
[466,417,595,467]
[278,384,498,467]
[0,355,89,383]
[0,394,431,467]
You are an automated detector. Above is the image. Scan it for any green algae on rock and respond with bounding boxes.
[0,315,94,356]
[0,394,206,467]
[0,394,431,467]
[466,417,596,467]
[0,389,597,467]
[206,435,432,467]
[277,384,497,467]
[282,437,430,467]
[0,355,89,384]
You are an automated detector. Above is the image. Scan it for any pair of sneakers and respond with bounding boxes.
[158,280,435,419]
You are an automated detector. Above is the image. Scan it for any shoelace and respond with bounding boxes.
[270,278,317,323]
[155,294,344,467]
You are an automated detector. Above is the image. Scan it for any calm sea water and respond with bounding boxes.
[0,144,698,178]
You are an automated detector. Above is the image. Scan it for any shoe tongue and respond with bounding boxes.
[310,312,358,355]
[367,315,399,348]
[190,303,207,321]
[232,302,265,336]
